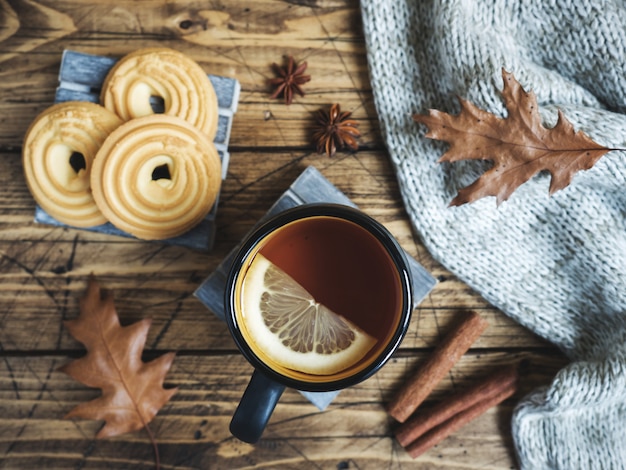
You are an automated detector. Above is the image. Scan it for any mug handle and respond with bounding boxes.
[229,369,286,443]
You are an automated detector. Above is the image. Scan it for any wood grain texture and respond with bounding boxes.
[0,0,567,468]
[0,353,566,469]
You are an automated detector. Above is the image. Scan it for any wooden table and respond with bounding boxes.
[0,1,567,468]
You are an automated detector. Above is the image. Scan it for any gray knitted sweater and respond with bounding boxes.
[361,1,626,468]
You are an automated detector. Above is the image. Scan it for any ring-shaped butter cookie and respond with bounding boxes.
[101,47,219,140]
[22,101,123,227]
[90,114,222,240]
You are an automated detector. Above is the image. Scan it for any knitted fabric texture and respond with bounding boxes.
[361,1,626,468]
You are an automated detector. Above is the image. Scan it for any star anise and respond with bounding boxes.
[312,103,360,157]
[269,56,311,105]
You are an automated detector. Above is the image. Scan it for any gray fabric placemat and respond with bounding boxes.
[194,165,437,409]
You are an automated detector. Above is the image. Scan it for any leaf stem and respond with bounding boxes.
[144,423,160,470]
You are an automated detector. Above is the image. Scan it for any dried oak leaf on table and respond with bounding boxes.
[414,69,614,206]
[59,277,177,439]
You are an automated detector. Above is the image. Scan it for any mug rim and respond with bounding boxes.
[224,203,413,392]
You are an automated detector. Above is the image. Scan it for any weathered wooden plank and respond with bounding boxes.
[0,93,380,150]
[0,351,566,426]
[0,351,566,469]
[1,0,364,44]
[0,96,381,151]
[0,283,552,352]
[0,237,548,353]
[0,277,547,355]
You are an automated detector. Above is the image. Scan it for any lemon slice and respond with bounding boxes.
[241,254,377,376]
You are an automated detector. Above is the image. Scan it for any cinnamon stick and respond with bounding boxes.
[404,380,517,459]
[387,311,488,423]
[395,363,519,447]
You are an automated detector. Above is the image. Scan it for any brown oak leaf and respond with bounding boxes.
[414,69,613,205]
[59,277,177,439]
